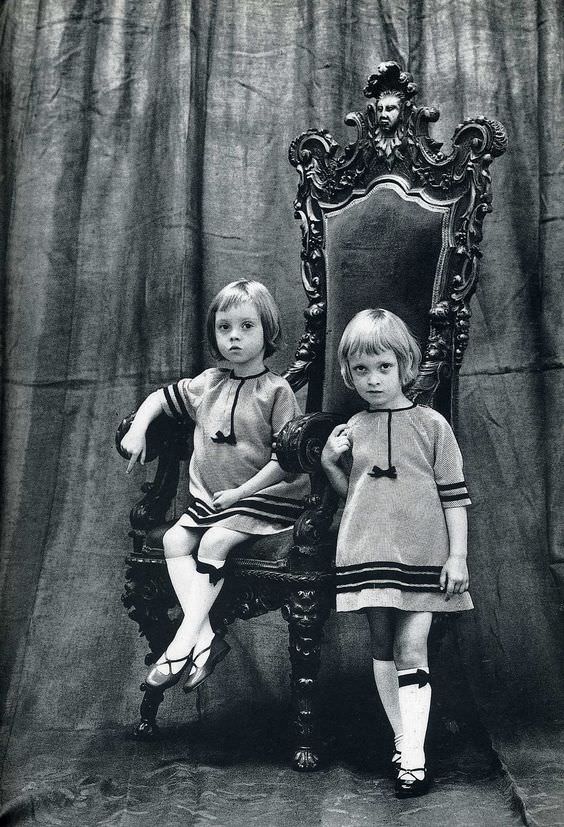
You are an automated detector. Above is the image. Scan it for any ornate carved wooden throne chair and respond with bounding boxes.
[116,61,506,772]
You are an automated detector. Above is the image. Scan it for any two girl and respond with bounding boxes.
[322,309,472,798]
[121,279,308,692]
[122,289,472,801]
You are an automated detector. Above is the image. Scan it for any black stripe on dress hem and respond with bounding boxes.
[337,582,443,593]
[182,507,296,526]
[337,571,442,587]
[188,497,304,519]
[190,495,305,514]
[336,561,443,575]
[192,493,305,507]
[188,501,303,522]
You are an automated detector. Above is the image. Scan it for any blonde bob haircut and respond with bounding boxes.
[338,308,421,390]
[206,279,283,360]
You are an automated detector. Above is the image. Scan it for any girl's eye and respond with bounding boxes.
[242,322,254,329]
[217,323,229,331]
[353,366,366,373]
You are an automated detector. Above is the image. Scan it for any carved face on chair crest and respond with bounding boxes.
[372,89,405,161]
[376,92,403,134]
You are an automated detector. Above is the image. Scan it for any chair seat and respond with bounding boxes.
[139,522,296,570]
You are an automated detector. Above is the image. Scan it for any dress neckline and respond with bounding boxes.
[229,367,269,380]
[367,402,417,413]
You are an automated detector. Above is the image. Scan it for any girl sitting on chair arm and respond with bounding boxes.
[121,279,308,693]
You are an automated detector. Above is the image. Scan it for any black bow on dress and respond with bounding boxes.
[368,464,397,479]
[211,430,237,445]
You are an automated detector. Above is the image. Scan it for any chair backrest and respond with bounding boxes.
[286,62,507,422]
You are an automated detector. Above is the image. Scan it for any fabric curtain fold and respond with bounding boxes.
[1,0,562,784]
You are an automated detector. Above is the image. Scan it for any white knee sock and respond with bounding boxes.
[184,558,225,672]
[397,667,431,775]
[372,659,403,754]
[159,558,223,670]
[153,556,197,674]
[165,555,197,615]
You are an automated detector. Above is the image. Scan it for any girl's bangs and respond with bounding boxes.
[216,291,249,313]
[348,324,397,358]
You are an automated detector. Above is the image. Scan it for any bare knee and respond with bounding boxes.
[163,525,193,559]
[394,641,428,669]
[393,631,430,669]
[393,612,432,669]
[198,527,245,563]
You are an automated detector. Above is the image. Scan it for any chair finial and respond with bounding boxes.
[363,62,418,103]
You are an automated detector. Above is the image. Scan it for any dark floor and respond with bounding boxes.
[0,707,530,827]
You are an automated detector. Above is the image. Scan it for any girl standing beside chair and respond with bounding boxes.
[121,279,307,693]
[321,308,473,798]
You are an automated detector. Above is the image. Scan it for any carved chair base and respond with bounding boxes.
[123,535,335,771]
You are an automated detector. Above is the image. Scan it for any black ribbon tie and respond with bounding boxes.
[368,464,397,479]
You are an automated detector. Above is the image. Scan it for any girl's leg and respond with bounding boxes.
[185,526,251,675]
[394,611,433,785]
[366,608,403,766]
[150,525,249,680]
[150,524,202,675]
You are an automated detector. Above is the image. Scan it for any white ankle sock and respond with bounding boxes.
[397,667,431,777]
[373,659,403,754]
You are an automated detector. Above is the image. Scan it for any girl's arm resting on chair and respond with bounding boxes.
[320,424,350,500]
[320,458,349,500]
[212,459,292,511]
[121,390,167,472]
[440,506,469,600]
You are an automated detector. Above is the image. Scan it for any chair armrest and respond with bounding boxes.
[274,412,342,473]
[115,412,193,464]
[275,413,343,569]
[115,411,194,542]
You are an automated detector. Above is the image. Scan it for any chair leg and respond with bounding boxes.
[283,586,331,771]
[134,685,165,738]
[123,560,180,737]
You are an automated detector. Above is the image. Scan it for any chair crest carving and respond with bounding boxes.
[287,61,507,411]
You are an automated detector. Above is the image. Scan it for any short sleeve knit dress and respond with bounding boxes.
[336,403,473,613]
[160,367,309,535]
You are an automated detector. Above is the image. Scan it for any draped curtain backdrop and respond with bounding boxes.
[1,0,562,818]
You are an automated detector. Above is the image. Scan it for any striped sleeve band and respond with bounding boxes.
[437,481,471,508]
[162,382,189,421]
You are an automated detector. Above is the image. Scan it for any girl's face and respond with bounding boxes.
[348,349,407,409]
[215,300,265,374]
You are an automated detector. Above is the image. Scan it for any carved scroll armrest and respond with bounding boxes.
[274,412,342,474]
[115,412,193,464]
[115,412,194,540]
[275,412,343,570]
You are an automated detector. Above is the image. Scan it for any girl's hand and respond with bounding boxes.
[321,424,350,466]
[439,556,469,601]
[212,488,241,511]
[121,429,147,473]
